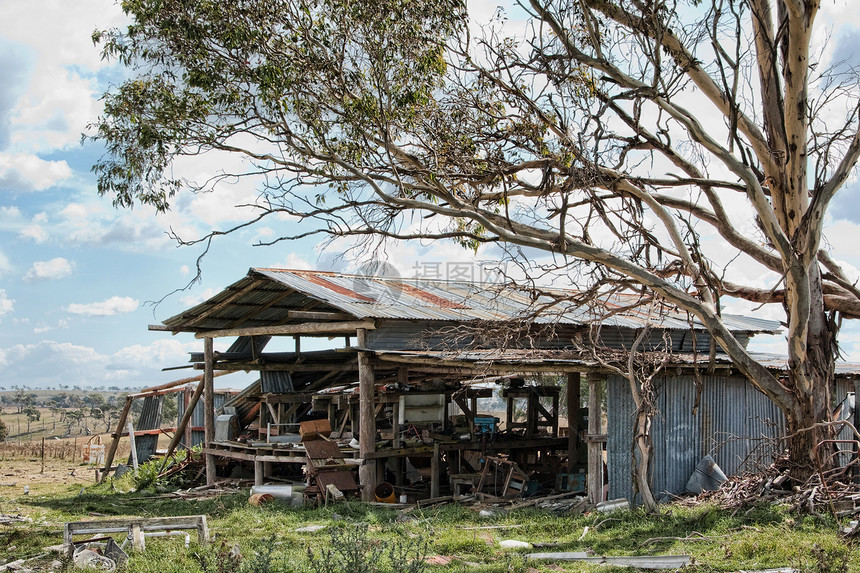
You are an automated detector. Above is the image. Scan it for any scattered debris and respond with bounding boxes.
[373,481,396,503]
[577,526,589,541]
[0,559,26,572]
[499,540,533,549]
[64,515,209,553]
[325,483,345,503]
[294,525,326,533]
[527,552,692,569]
[0,515,31,525]
[596,498,629,512]
[303,439,359,504]
[248,493,274,506]
[474,456,531,498]
[686,455,727,493]
[508,491,583,511]
[696,455,860,517]
[73,548,116,572]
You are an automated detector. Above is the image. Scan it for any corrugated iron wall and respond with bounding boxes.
[607,373,787,503]
[176,391,232,448]
[261,371,294,393]
[131,395,163,464]
[835,379,857,467]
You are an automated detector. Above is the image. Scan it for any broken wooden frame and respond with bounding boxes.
[99,371,235,481]
[64,515,209,554]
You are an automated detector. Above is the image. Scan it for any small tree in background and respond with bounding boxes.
[23,406,40,435]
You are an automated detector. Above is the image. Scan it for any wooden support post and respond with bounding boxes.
[567,372,582,474]
[254,459,264,486]
[392,397,403,486]
[131,524,144,551]
[100,396,133,481]
[204,337,216,486]
[431,442,440,498]
[527,390,537,438]
[184,387,193,448]
[357,328,376,501]
[128,421,139,470]
[587,373,604,504]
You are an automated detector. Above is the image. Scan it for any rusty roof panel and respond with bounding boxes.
[163,268,782,334]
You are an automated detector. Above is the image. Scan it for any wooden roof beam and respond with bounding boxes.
[194,319,375,339]
[288,310,354,321]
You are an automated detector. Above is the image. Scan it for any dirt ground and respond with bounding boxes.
[1,457,97,493]
[0,434,131,496]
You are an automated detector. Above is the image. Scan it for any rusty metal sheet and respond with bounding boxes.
[303,440,344,460]
[315,469,359,492]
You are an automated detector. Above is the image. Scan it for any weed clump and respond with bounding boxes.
[307,523,429,573]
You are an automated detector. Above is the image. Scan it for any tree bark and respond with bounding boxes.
[632,409,657,511]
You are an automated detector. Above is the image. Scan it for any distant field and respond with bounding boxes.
[0,389,179,444]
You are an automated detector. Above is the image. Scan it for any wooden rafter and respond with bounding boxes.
[223,287,297,330]
[194,319,375,339]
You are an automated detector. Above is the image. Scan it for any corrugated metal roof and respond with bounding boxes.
[162,268,782,334]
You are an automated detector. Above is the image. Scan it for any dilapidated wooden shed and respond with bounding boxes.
[146,268,858,504]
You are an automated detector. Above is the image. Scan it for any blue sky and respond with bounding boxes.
[2,1,860,390]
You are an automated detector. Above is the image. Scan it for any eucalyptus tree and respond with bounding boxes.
[92,0,860,485]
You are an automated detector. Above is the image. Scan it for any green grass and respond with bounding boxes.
[1,472,858,572]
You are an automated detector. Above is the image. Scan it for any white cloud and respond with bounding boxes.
[23,257,73,281]
[274,252,314,271]
[55,207,177,252]
[0,205,21,218]
[0,337,200,389]
[0,1,128,153]
[19,222,48,243]
[67,296,139,317]
[0,249,10,276]
[0,289,13,320]
[111,338,197,369]
[179,265,190,276]
[60,203,87,220]
[0,152,71,191]
[255,227,275,239]
[33,319,68,334]
[179,288,218,307]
